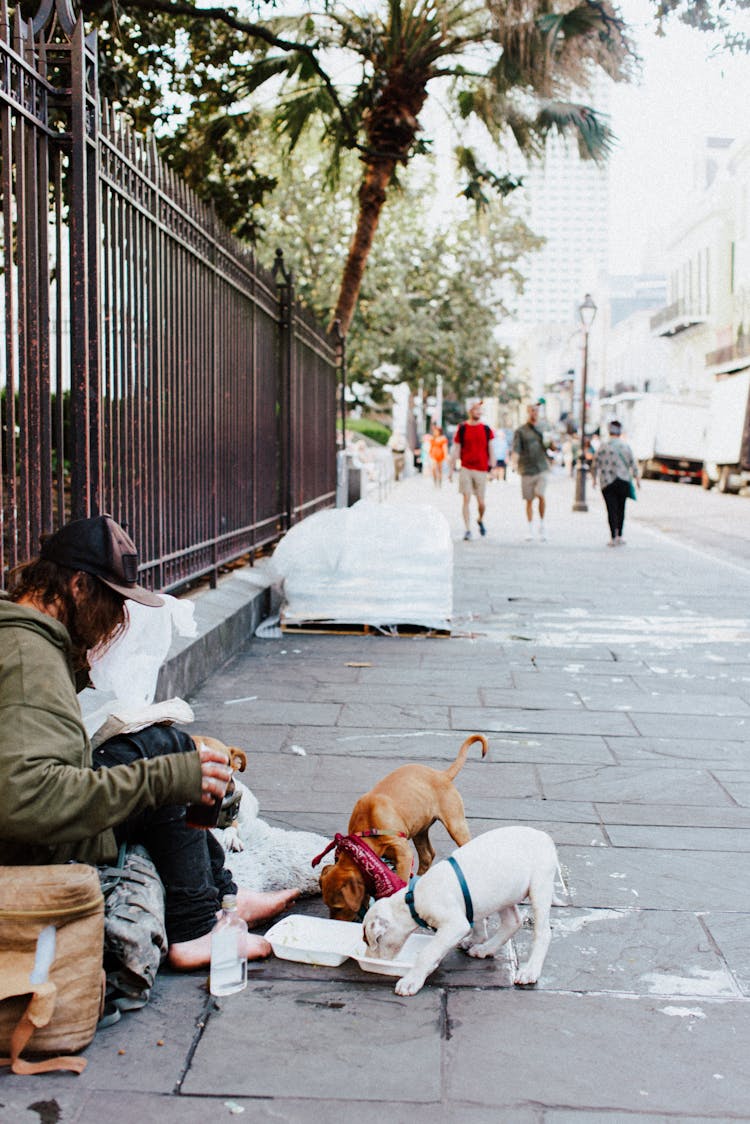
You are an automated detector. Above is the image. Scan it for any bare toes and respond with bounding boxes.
[243,935,272,960]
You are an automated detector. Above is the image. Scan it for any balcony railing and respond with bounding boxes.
[650,299,709,337]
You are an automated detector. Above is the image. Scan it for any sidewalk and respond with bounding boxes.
[4,470,750,1122]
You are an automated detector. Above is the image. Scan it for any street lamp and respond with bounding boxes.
[572,293,597,512]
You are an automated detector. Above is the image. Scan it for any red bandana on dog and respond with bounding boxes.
[311,833,406,899]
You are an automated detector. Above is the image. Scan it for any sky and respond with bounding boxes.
[607,0,750,274]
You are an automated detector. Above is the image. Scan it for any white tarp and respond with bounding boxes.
[79,594,198,739]
[269,501,452,631]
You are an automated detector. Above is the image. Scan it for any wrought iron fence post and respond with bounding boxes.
[332,319,346,451]
[273,248,294,529]
[2,5,338,590]
[68,17,101,518]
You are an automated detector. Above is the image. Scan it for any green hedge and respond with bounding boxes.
[339,417,392,446]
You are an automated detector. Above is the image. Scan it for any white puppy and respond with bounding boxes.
[363,826,565,996]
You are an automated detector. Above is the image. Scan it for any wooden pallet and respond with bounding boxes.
[280,616,450,638]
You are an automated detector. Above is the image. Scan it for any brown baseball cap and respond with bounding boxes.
[39,514,163,607]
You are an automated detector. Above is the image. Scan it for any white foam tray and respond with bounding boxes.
[264,914,435,975]
[354,932,436,976]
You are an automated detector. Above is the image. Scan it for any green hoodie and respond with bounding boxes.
[0,595,202,866]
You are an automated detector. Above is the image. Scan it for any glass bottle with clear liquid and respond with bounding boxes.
[210,894,248,996]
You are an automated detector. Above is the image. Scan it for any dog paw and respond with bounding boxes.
[395,974,424,997]
[514,967,539,986]
[223,828,244,853]
[467,944,494,959]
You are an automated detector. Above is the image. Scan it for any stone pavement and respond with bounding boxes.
[4,469,750,1122]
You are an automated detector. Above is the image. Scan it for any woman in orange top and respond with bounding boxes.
[428,424,449,487]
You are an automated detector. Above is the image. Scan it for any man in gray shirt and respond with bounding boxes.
[512,403,550,541]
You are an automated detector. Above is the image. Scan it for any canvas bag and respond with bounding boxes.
[97,843,167,1017]
[0,863,105,1075]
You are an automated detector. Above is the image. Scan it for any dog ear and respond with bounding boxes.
[366,914,388,944]
[228,748,247,772]
[340,873,365,915]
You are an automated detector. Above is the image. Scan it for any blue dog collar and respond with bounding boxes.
[405,876,432,929]
[446,855,474,925]
[405,857,474,929]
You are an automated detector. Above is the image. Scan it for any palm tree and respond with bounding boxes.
[251,0,635,333]
[113,0,635,332]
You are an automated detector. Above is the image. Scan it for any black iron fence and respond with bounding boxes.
[1,0,338,592]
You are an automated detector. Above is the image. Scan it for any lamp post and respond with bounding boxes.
[572,293,597,512]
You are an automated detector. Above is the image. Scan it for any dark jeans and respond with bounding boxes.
[93,725,236,944]
[602,477,630,539]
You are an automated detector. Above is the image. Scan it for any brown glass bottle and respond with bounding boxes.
[185,794,223,829]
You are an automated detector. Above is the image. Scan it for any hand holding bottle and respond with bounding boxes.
[185,742,233,829]
[197,743,232,803]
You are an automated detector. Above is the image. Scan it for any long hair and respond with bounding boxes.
[8,557,127,671]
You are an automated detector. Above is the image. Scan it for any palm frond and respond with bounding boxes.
[273,86,339,151]
[538,2,637,83]
[238,54,294,98]
[536,100,616,161]
[488,0,636,96]
[455,144,523,209]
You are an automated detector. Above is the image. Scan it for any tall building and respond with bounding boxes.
[515,130,610,327]
[512,70,612,330]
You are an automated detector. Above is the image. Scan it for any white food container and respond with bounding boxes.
[352,932,436,976]
[264,915,363,966]
[264,914,438,976]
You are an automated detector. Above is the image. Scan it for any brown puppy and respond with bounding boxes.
[191,734,247,775]
[190,735,247,832]
[320,733,488,920]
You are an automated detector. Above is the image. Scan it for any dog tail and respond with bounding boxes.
[443,733,488,780]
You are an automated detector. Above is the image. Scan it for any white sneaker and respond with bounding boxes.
[538,524,546,542]
[525,528,534,541]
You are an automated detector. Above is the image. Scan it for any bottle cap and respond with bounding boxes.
[221,894,238,910]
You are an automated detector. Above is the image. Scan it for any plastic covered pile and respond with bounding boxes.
[270,501,452,632]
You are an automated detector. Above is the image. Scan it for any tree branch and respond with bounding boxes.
[119,0,358,145]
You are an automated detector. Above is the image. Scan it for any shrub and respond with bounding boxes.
[339,417,391,445]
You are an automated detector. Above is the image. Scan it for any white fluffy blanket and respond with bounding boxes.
[212,781,334,896]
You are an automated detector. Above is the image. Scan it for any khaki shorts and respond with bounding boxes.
[458,467,488,499]
[521,471,548,502]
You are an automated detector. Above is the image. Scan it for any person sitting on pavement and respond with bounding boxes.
[0,514,296,970]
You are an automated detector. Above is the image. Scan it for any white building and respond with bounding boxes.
[649,136,740,400]
[605,308,671,395]
[507,79,611,417]
[515,106,610,330]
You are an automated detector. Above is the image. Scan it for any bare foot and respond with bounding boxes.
[241,934,272,959]
[236,887,298,926]
[168,931,272,971]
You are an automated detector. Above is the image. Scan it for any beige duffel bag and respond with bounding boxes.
[0,863,105,1074]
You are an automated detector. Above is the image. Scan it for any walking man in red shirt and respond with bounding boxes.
[451,400,496,541]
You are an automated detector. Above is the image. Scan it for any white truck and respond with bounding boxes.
[628,394,708,483]
[702,369,750,493]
